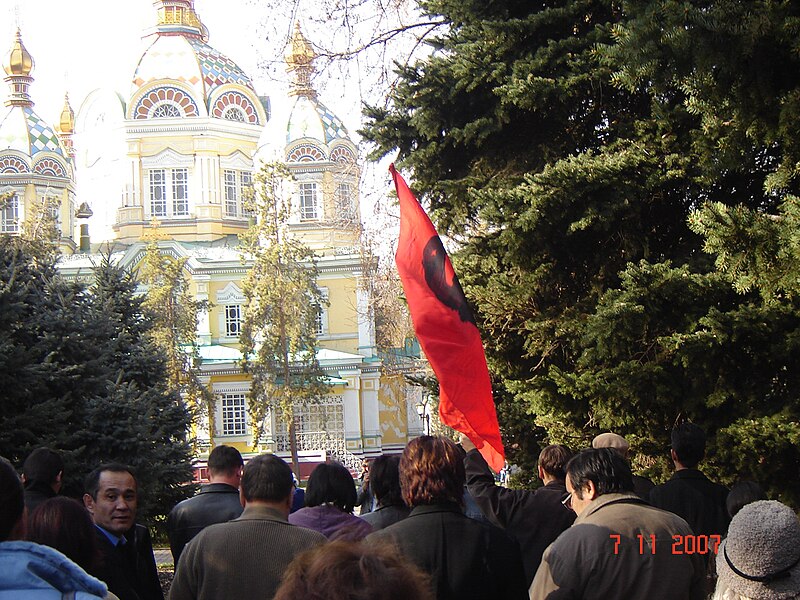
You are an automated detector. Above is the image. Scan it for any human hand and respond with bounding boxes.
[459,435,476,453]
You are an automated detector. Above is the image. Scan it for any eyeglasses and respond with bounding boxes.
[561,493,573,510]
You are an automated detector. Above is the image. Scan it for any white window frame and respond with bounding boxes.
[172,168,188,216]
[224,304,242,338]
[334,182,355,220]
[223,169,252,218]
[315,288,329,336]
[1,194,19,233]
[147,168,190,219]
[220,393,248,436]
[299,182,318,221]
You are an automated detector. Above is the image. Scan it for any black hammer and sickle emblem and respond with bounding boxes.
[422,236,476,325]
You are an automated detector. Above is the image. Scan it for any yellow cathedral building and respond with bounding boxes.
[0,1,426,476]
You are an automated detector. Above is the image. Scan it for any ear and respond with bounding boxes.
[670,449,679,463]
[83,493,95,515]
[537,465,546,481]
[585,480,599,501]
[239,487,246,508]
[55,471,63,483]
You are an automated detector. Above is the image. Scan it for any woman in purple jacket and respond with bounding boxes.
[288,461,373,541]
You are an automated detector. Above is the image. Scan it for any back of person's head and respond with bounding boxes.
[28,497,97,572]
[208,445,244,477]
[305,461,358,513]
[400,436,464,507]
[715,500,800,600]
[538,445,573,480]
[567,448,634,497]
[671,421,706,468]
[591,433,630,459]
[274,540,434,600]
[726,481,768,519]
[241,454,293,503]
[22,447,63,485]
[0,456,24,541]
[369,455,404,507]
[84,463,136,499]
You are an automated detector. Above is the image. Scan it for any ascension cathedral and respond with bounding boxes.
[0,0,425,477]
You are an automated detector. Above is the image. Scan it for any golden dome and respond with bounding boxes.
[4,29,34,77]
[59,93,75,134]
[285,23,315,66]
[285,23,317,98]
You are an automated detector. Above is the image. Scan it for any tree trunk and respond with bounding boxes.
[289,413,300,478]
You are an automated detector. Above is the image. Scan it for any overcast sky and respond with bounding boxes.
[0,0,368,133]
[0,0,420,251]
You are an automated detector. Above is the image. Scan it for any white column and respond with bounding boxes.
[360,369,382,452]
[340,369,363,453]
[356,286,377,358]
[194,275,211,345]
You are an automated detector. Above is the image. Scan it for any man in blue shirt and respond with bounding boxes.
[82,464,163,600]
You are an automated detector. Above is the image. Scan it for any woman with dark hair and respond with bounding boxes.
[28,497,97,573]
[27,496,120,599]
[368,436,527,600]
[289,461,373,541]
[274,540,434,600]
[359,455,410,531]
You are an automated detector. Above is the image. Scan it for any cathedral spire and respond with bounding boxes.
[285,23,317,100]
[3,29,34,107]
[151,0,208,42]
[57,92,75,158]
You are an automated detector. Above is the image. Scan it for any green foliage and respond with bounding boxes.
[689,197,800,301]
[239,163,330,474]
[362,0,800,505]
[137,233,212,429]
[0,239,193,525]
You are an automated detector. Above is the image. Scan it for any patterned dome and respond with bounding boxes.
[132,35,255,101]
[286,95,349,145]
[0,106,65,160]
[129,1,261,124]
[0,30,66,171]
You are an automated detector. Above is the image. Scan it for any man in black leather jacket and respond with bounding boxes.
[167,445,244,562]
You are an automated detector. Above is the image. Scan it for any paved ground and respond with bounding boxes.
[154,548,173,566]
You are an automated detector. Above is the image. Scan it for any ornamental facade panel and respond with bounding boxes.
[133,86,200,119]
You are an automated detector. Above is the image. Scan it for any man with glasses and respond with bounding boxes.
[530,448,705,600]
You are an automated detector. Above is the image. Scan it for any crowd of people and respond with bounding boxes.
[0,422,798,599]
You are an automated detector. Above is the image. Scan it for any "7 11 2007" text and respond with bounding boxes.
[609,534,722,555]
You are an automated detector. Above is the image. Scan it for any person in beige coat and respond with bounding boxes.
[530,448,705,600]
[170,454,326,600]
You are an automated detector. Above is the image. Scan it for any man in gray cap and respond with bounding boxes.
[592,432,654,499]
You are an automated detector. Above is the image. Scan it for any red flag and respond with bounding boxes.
[391,164,505,471]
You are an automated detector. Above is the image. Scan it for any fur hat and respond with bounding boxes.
[591,433,630,454]
[716,500,800,600]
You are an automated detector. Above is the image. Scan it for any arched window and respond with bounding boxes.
[222,107,247,123]
[152,103,182,118]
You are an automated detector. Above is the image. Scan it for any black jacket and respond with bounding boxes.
[23,480,57,515]
[463,449,575,586]
[648,468,730,539]
[166,482,243,562]
[369,503,527,600]
[90,524,163,600]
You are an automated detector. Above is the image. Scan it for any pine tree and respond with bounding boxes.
[362,0,800,503]
[0,240,194,521]
[239,162,330,476]
[78,256,194,522]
